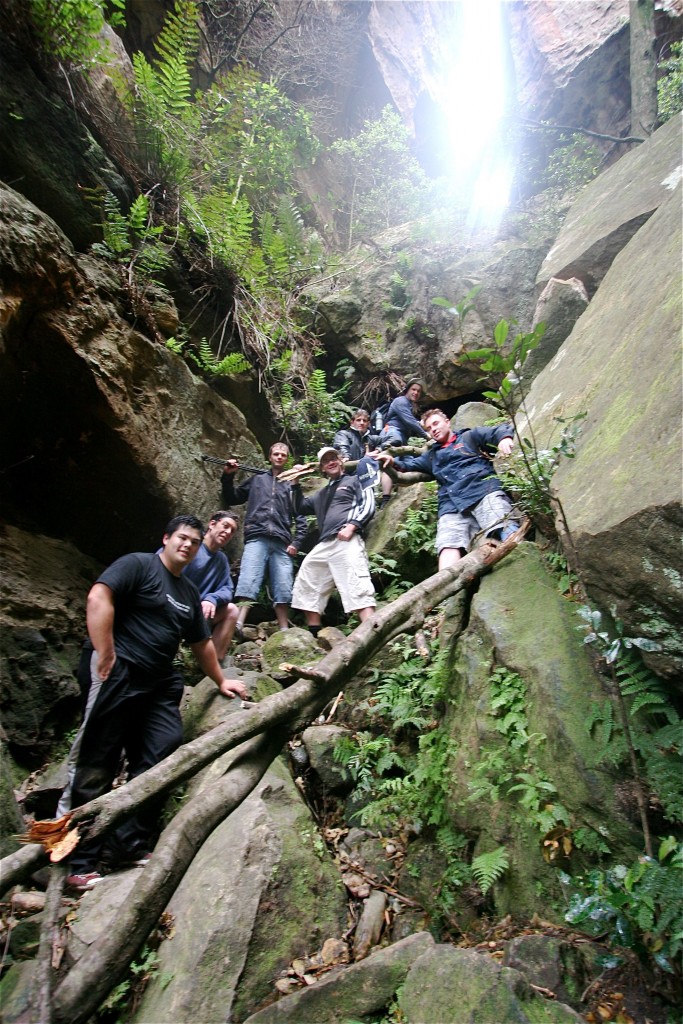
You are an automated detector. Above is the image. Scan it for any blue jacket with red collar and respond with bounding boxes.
[394,424,513,515]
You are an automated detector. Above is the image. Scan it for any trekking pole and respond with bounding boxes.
[200,454,268,475]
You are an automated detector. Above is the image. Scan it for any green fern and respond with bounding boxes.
[471,847,509,894]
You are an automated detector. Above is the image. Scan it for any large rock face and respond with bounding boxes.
[0,183,261,564]
[522,182,682,682]
[507,0,631,134]
[444,545,641,917]
[537,114,683,293]
[0,525,102,759]
[302,224,548,404]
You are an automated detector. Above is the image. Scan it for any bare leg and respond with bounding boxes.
[380,471,394,498]
[438,547,464,571]
[274,602,290,630]
[236,603,250,627]
[304,611,322,626]
[211,603,240,661]
[356,606,375,622]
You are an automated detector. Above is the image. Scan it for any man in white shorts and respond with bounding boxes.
[377,409,518,570]
[290,447,376,635]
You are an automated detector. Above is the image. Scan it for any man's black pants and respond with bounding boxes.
[68,646,183,873]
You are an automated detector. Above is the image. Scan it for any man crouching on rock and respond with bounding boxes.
[58,514,248,893]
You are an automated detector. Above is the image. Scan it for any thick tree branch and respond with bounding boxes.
[1,531,527,897]
[18,862,67,1024]
[514,115,645,145]
[52,729,288,1024]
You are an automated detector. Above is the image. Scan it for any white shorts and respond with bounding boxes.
[435,491,518,553]
[292,535,376,615]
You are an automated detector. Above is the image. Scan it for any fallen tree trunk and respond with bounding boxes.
[2,528,526,901]
[52,729,288,1024]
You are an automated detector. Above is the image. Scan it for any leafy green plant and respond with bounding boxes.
[275,366,352,453]
[544,133,601,196]
[471,847,510,895]
[579,608,681,851]
[393,483,438,555]
[382,271,412,320]
[96,943,162,1019]
[564,836,683,976]
[658,41,683,123]
[330,106,432,248]
[467,668,570,835]
[542,550,581,597]
[92,191,173,284]
[29,0,125,68]
[367,553,411,601]
[333,731,405,794]
[167,338,250,378]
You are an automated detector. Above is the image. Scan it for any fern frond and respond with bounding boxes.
[471,847,509,894]
[153,0,200,69]
[128,194,150,235]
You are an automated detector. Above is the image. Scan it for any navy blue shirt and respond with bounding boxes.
[395,425,513,515]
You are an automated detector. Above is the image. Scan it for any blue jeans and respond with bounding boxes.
[235,538,294,604]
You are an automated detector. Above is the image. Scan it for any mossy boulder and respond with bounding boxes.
[443,544,641,916]
[399,945,584,1023]
[523,182,682,684]
[132,757,347,1024]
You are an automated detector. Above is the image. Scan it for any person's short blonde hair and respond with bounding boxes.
[421,408,449,427]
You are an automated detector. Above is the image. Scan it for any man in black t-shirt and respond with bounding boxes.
[60,515,248,893]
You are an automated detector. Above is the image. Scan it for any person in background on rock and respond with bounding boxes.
[333,408,380,465]
[377,408,518,570]
[59,515,248,893]
[181,510,240,662]
[221,441,307,635]
[378,378,430,507]
[290,447,376,635]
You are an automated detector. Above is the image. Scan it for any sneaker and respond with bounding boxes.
[117,851,153,869]
[233,623,245,643]
[379,494,394,509]
[65,871,103,893]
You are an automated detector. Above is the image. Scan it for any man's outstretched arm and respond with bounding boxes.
[190,638,248,700]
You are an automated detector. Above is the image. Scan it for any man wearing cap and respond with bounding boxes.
[290,447,376,635]
[182,510,241,661]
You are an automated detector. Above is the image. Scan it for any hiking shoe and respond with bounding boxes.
[117,851,153,869]
[65,871,103,893]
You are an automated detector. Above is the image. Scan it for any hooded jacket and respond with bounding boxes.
[221,471,308,549]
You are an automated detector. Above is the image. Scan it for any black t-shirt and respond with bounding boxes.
[97,553,209,674]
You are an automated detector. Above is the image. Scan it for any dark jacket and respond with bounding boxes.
[380,395,429,447]
[394,424,514,515]
[292,473,375,542]
[332,426,381,462]
[221,471,308,549]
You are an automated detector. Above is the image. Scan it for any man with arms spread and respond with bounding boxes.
[290,447,376,635]
[182,510,240,661]
[61,515,248,892]
[377,409,518,570]
[222,442,307,633]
